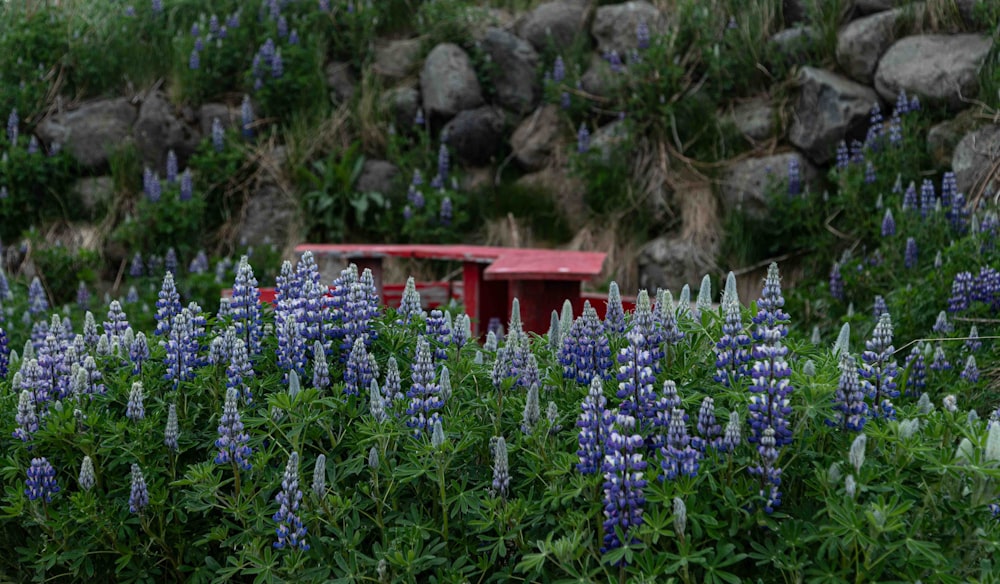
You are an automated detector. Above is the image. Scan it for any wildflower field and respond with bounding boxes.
[1,0,1000,581]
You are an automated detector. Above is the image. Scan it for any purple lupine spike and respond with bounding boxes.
[104,300,130,347]
[191,22,200,37]
[344,337,373,396]
[903,344,926,396]
[919,179,935,218]
[966,325,981,353]
[902,181,918,212]
[849,140,865,166]
[904,237,918,269]
[949,192,968,234]
[835,141,849,170]
[829,352,867,431]
[559,302,613,385]
[277,15,288,38]
[227,337,254,404]
[873,295,887,319]
[888,112,903,146]
[179,169,193,200]
[0,327,9,379]
[881,209,895,237]
[748,307,794,448]
[273,452,309,550]
[948,271,973,312]
[829,263,844,301]
[633,291,664,368]
[941,172,956,209]
[714,295,751,387]
[130,331,149,375]
[231,256,263,356]
[405,337,442,436]
[604,282,626,335]
[130,252,144,278]
[929,344,951,372]
[189,49,200,70]
[894,89,909,115]
[397,277,424,325]
[189,250,209,274]
[13,390,38,442]
[384,356,403,402]
[212,118,224,152]
[426,309,451,360]
[271,48,283,78]
[0,269,10,301]
[932,310,953,335]
[553,55,565,82]
[24,457,59,503]
[859,313,898,420]
[28,277,48,316]
[129,464,149,514]
[164,403,179,451]
[787,157,801,196]
[577,123,590,153]
[909,94,920,111]
[490,435,510,499]
[155,272,181,338]
[437,143,450,187]
[209,14,219,34]
[439,196,452,226]
[227,11,240,28]
[162,307,201,388]
[312,340,329,390]
[636,19,650,49]
[577,377,609,474]
[695,396,722,451]
[126,381,145,421]
[748,427,783,513]
[864,161,876,184]
[960,356,979,383]
[615,331,658,435]
[216,387,252,470]
[166,150,178,183]
[660,407,700,480]
[6,109,18,144]
[76,281,90,310]
[414,107,425,126]
[289,29,299,45]
[605,50,624,73]
[241,95,255,138]
[601,415,646,558]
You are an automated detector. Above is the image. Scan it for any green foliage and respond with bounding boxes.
[111,186,206,261]
[186,131,253,238]
[30,240,101,306]
[0,137,78,242]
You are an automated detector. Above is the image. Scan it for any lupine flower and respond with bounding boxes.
[164,403,179,451]
[943,394,958,413]
[577,123,590,153]
[383,356,403,402]
[860,313,899,419]
[695,396,722,451]
[129,464,149,514]
[241,95,254,138]
[577,377,610,474]
[490,435,510,499]
[605,50,624,73]
[437,143,450,186]
[932,310,953,335]
[126,381,145,421]
[28,277,48,315]
[966,325,981,353]
[631,291,664,368]
[25,457,59,503]
[719,410,741,453]
[13,390,38,442]
[405,337,442,436]
[369,379,387,423]
[273,452,309,550]
[748,264,793,448]
[615,331,658,435]
[930,344,951,371]
[829,262,845,301]
[311,454,327,500]
[849,140,864,165]
[277,15,288,38]
[452,314,470,350]
[154,272,182,337]
[426,309,451,360]
[344,337,373,397]
[900,236,918,269]
[231,256,263,356]
[749,427,782,513]
[787,157,801,195]
[604,282,626,335]
[227,337,254,403]
[162,307,202,388]
[521,382,541,435]
[919,179,935,217]
[552,55,565,83]
[830,353,867,431]
[189,49,200,70]
[903,345,926,396]
[0,269,9,301]
[215,388,252,471]
[414,107,425,126]
[559,302,612,384]
[714,292,751,387]
[179,168,194,201]
[601,415,646,556]
[164,150,178,184]
[960,355,979,383]
[864,162,876,184]
[660,408,700,480]
[881,209,895,237]
[211,118,224,153]
[189,250,209,274]
[439,196,452,225]
[949,271,973,312]
[835,141,849,170]
[312,340,329,390]
[873,295,887,319]
[78,456,96,491]
[0,327,9,379]
[636,19,650,49]
[6,109,18,144]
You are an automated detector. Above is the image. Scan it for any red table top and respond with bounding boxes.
[295,243,606,281]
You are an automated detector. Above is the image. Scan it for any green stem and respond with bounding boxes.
[437,455,448,542]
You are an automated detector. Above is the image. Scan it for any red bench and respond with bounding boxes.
[294,243,607,335]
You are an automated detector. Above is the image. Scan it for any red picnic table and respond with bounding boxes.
[294,243,608,335]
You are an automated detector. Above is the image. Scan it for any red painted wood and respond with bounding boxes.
[508,279,581,335]
[483,249,606,281]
